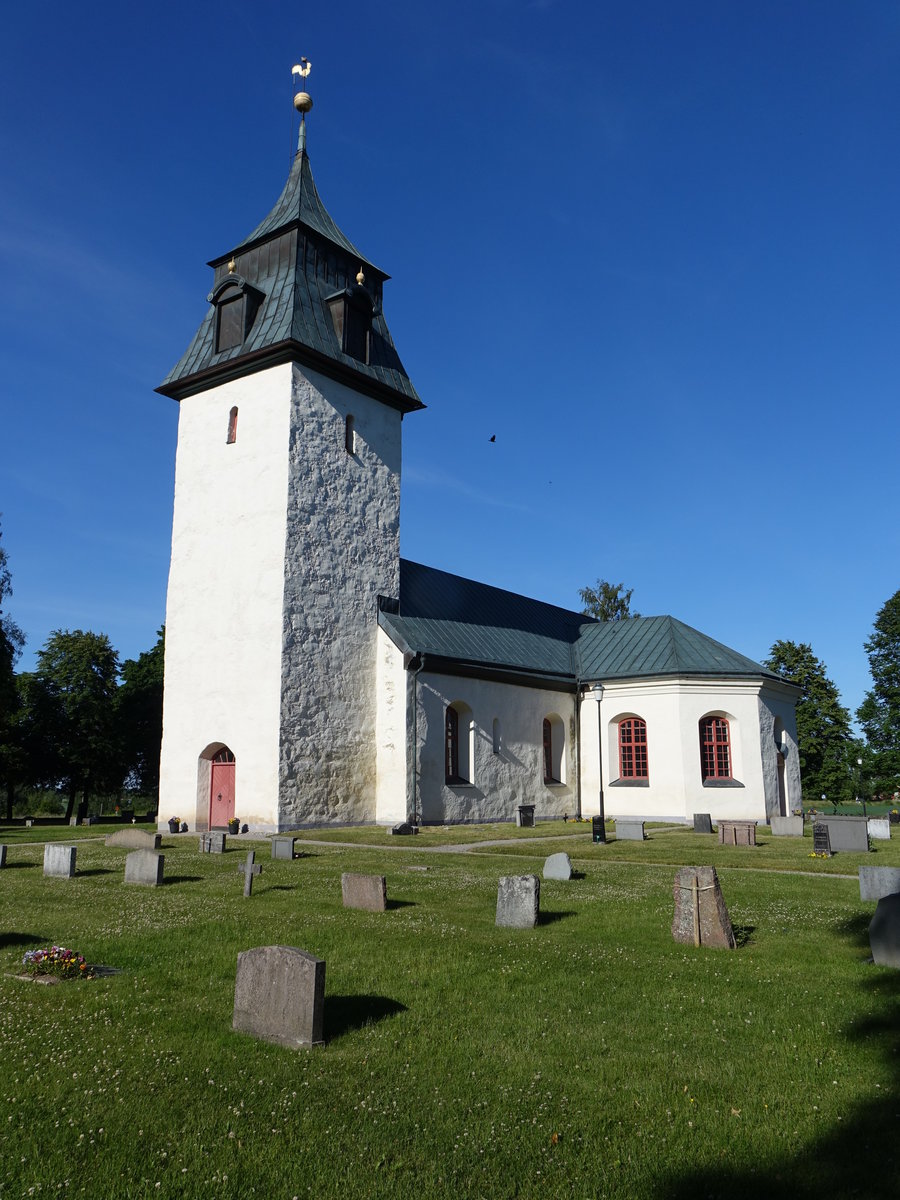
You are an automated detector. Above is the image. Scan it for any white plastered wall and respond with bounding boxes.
[579,676,779,824]
[158,364,291,831]
[414,672,577,824]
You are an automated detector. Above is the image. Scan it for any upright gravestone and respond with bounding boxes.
[718,820,757,846]
[591,815,607,844]
[814,815,869,853]
[859,867,900,903]
[391,822,418,836]
[516,805,536,828]
[770,816,804,837]
[672,866,735,950]
[208,832,226,853]
[496,875,540,928]
[543,852,573,881]
[616,820,645,841]
[233,946,325,1048]
[867,817,891,842]
[124,849,165,887]
[106,829,162,851]
[43,844,76,878]
[813,823,832,856]
[693,813,713,835]
[271,836,297,860]
[341,873,387,912]
[869,893,900,969]
[0,845,7,869]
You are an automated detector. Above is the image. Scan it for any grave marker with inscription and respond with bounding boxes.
[341,873,387,912]
[496,875,540,928]
[124,849,165,887]
[233,945,325,1048]
[43,844,76,878]
[813,823,832,856]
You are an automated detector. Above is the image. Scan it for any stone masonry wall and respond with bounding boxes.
[278,364,402,827]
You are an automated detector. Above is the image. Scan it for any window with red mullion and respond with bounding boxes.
[700,717,731,779]
[619,718,648,779]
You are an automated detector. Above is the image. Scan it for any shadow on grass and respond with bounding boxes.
[386,898,416,910]
[0,932,45,949]
[538,910,577,926]
[77,868,116,878]
[654,907,900,1199]
[324,994,407,1043]
[0,862,36,870]
[163,875,204,885]
[731,923,756,948]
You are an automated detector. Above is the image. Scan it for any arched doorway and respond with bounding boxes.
[209,747,236,829]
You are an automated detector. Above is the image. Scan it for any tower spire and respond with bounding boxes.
[292,58,313,153]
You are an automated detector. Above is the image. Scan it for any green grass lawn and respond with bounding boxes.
[1,827,898,1199]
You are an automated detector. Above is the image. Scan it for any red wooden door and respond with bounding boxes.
[209,748,235,828]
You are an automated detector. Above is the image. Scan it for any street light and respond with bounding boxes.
[857,757,866,819]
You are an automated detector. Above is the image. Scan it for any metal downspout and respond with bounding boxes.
[575,680,583,819]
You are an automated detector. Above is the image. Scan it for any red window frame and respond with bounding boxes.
[445,706,459,783]
[700,716,732,780]
[618,718,648,779]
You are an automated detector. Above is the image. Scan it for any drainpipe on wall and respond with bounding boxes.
[405,652,423,826]
[590,684,605,829]
[575,681,583,819]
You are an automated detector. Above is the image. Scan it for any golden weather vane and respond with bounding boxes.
[292,58,313,114]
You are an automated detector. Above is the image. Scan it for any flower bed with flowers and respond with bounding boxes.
[21,946,94,980]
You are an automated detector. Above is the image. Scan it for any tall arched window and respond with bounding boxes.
[542,714,565,784]
[345,414,356,454]
[619,718,648,779]
[445,702,474,784]
[226,406,238,444]
[700,716,731,780]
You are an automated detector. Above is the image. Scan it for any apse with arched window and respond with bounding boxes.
[618,717,649,780]
[699,716,731,780]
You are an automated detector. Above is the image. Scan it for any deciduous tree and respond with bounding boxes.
[118,626,164,801]
[579,580,639,622]
[764,640,853,804]
[857,590,900,796]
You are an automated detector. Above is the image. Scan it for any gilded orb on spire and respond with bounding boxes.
[292,58,313,114]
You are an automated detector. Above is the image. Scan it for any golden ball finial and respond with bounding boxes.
[356,267,365,286]
[293,91,313,114]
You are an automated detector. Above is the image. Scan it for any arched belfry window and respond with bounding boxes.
[209,274,264,355]
[327,279,375,364]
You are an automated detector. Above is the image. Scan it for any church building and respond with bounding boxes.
[157,82,801,833]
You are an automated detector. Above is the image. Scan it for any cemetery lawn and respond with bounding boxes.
[2,832,898,1199]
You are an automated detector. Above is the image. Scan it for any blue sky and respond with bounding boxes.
[1,1,897,721]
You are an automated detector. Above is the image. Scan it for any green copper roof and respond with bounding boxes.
[380,561,783,686]
[158,130,421,410]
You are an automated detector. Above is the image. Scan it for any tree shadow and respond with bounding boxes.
[538,910,578,926]
[324,994,407,1042]
[654,905,900,1199]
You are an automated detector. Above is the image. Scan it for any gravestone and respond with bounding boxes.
[616,820,645,841]
[867,817,891,841]
[496,875,540,928]
[693,813,713,834]
[814,815,869,853]
[0,845,6,869]
[124,849,165,887]
[770,816,804,837]
[238,851,262,897]
[271,836,297,860]
[341,872,387,912]
[233,945,325,1048]
[859,867,900,903]
[869,893,900,969]
[718,820,757,846]
[391,822,418,836]
[543,852,573,881]
[672,866,735,950]
[591,815,606,844]
[106,828,162,851]
[813,823,832,856]
[516,805,536,828]
[43,844,76,878]
[198,832,227,853]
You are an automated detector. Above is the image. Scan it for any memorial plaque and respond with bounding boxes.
[813,823,832,856]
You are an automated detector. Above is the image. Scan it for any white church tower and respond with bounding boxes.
[157,73,423,832]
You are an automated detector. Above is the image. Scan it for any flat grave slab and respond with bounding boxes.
[718,820,757,846]
[105,829,162,851]
[341,872,387,912]
[233,945,325,1048]
[616,820,645,841]
[496,874,540,928]
[543,852,573,881]
[124,849,165,887]
[43,844,76,878]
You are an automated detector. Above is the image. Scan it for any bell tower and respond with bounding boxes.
[157,65,423,831]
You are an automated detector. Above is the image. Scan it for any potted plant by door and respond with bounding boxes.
[227,817,240,835]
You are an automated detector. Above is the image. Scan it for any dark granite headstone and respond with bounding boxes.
[516,805,536,828]
[591,816,607,844]
[813,823,832,856]
[693,813,713,834]
[391,822,418,836]
[672,866,735,949]
[869,893,900,969]
[233,945,325,1047]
